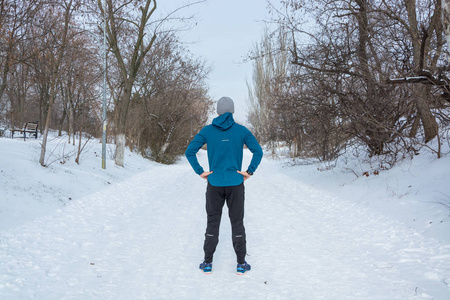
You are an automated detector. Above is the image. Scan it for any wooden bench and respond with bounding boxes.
[11,122,39,140]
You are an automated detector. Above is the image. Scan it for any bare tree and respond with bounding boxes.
[382,0,441,142]
[0,0,214,168]
[127,34,212,163]
[97,0,207,167]
[444,0,450,47]
[58,32,101,144]
[0,0,40,101]
[257,0,448,163]
[6,44,33,127]
[38,0,82,166]
[0,0,41,125]
[97,0,160,167]
[247,28,288,148]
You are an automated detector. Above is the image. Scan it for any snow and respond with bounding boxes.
[389,77,428,81]
[0,133,449,299]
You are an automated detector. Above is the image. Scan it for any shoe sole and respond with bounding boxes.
[236,270,250,275]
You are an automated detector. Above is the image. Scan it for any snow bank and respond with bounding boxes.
[0,133,156,231]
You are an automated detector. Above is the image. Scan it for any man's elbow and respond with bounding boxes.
[256,145,263,157]
[185,145,194,158]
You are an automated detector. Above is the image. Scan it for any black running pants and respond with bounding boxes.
[203,182,246,264]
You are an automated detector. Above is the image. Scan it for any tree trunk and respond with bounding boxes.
[115,132,126,167]
[68,99,74,144]
[39,83,57,166]
[58,108,66,136]
[100,0,158,167]
[75,128,82,164]
[443,0,450,55]
[416,85,438,142]
[114,88,131,167]
[39,0,73,166]
[18,94,24,126]
[409,113,420,138]
[0,40,13,101]
[405,0,438,142]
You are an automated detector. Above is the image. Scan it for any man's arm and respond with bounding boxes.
[244,130,263,174]
[185,132,207,175]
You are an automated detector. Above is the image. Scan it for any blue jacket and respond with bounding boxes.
[185,113,263,187]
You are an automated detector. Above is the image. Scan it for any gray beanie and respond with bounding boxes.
[217,97,235,115]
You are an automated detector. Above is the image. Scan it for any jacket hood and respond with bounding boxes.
[212,112,235,131]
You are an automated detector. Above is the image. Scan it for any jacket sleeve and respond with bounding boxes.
[185,131,207,175]
[244,129,263,173]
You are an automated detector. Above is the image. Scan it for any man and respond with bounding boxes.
[185,96,263,275]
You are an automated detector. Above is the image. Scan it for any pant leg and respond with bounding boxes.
[203,182,226,263]
[225,183,246,264]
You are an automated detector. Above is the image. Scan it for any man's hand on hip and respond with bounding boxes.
[237,170,251,181]
[200,171,213,180]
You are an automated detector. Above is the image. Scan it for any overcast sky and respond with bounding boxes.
[160,0,271,124]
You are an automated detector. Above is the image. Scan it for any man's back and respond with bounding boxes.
[185,112,262,187]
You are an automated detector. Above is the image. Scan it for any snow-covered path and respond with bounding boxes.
[1,151,449,299]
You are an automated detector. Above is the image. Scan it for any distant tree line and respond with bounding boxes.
[0,0,211,165]
[248,0,450,165]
